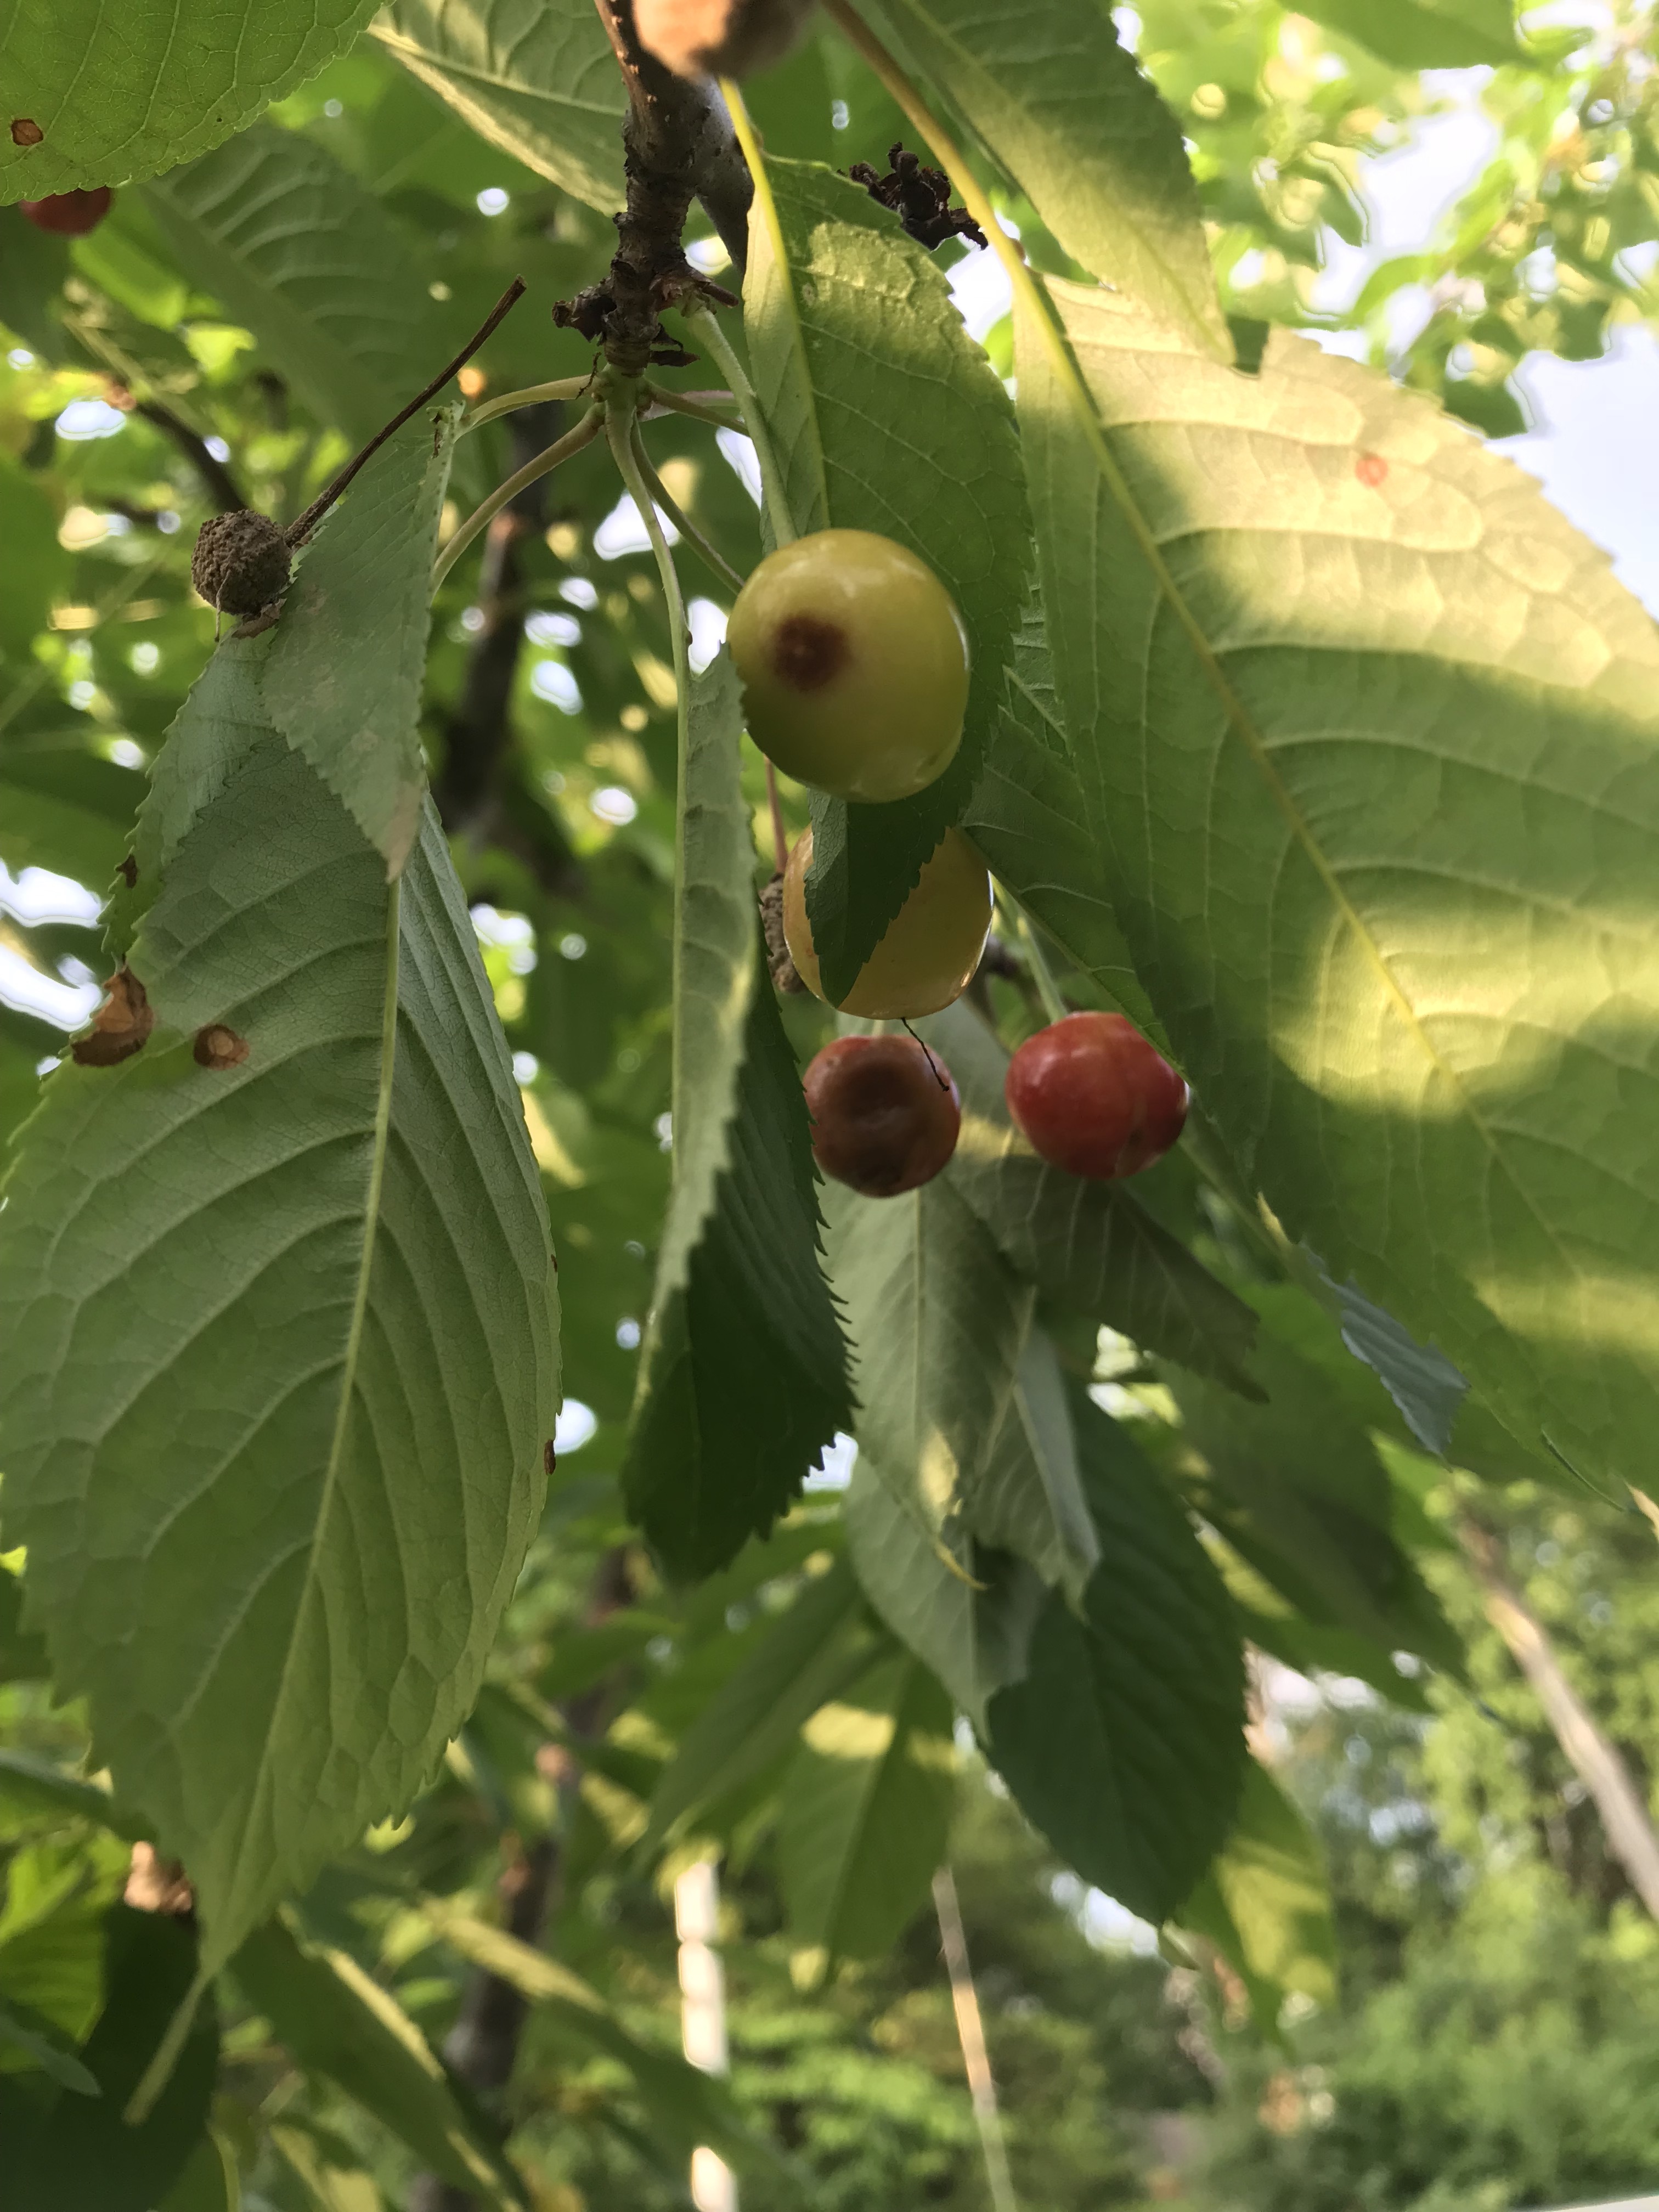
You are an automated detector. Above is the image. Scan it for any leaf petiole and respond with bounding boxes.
[682,294,796,551]
[630,422,746,595]
[459,376,596,435]
[431,405,606,594]
[642,384,743,430]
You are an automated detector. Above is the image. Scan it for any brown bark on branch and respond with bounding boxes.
[556,2,750,373]
[1459,1515,1659,1922]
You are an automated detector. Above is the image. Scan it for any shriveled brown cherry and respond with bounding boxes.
[804,1034,960,1198]
[19,187,114,236]
[1005,1012,1188,1180]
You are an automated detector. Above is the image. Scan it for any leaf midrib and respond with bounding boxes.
[227,876,402,1936]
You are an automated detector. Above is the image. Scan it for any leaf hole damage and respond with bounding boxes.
[771,613,849,693]
[194,1023,249,1071]
[71,966,153,1067]
[543,1439,558,1476]
[10,119,43,148]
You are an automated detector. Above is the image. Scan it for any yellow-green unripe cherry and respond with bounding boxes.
[783,826,991,1018]
[729,529,970,803]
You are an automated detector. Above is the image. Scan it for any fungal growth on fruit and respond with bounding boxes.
[729,528,970,803]
[805,1033,960,1198]
[1005,1011,1189,1181]
[783,826,991,1018]
[19,185,113,235]
[191,509,292,622]
[634,0,815,78]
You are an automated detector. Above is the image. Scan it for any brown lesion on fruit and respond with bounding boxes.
[771,612,848,691]
[193,1023,249,1071]
[71,966,154,1068]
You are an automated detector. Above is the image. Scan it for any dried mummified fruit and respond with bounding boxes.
[191,508,291,619]
[634,0,815,79]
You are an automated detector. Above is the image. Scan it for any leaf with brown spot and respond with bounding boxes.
[71,967,153,1067]
[193,1024,248,1070]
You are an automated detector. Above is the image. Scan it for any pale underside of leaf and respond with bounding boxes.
[143,126,446,448]
[0,738,555,1972]
[1019,277,1659,1494]
[371,0,627,215]
[0,0,383,201]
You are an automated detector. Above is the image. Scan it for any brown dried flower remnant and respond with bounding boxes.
[72,966,154,1067]
[194,1023,249,1071]
[849,144,988,252]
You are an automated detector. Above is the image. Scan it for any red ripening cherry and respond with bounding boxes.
[1005,1012,1188,1180]
[804,1033,960,1199]
[19,187,114,236]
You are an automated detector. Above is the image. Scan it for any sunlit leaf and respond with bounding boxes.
[0,1,382,202]
[1020,278,1659,1502]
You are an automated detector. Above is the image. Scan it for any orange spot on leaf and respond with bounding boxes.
[1356,452,1388,488]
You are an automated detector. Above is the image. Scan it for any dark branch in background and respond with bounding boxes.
[554,0,750,374]
[432,402,586,904]
[130,398,246,514]
[408,1548,637,2212]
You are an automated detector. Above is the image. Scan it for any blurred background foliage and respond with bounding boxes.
[6,3,1659,2208]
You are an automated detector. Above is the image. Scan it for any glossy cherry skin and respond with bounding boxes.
[728,528,970,803]
[782,825,991,1018]
[805,1034,961,1197]
[1005,1012,1188,1180]
[19,188,114,236]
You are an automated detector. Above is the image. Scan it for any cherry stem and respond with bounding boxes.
[460,375,595,435]
[610,397,695,1142]
[643,383,744,428]
[683,295,797,551]
[431,406,605,595]
[629,420,746,593]
[765,758,788,873]
[900,1018,951,1092]
[290,277,528,546]
[1001,893,1069,1025]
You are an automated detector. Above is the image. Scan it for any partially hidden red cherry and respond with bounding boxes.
[19,187,114,236]
[804,1034,960,1198]
[1005,1011,1188,1180]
